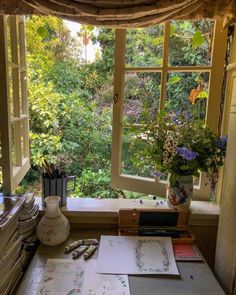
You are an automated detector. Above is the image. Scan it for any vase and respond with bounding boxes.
[166,174,193,211]
[36,196,70,246]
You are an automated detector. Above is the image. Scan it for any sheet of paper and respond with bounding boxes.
[83,259,130,295]
[38,258,130,295]
[37,259,85,295]
[96,236,179,275]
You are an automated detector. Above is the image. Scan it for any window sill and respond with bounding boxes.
[35,197,220,227]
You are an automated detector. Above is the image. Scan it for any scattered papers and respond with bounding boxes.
[37,259,130,295]
[83,260,130,295]
[96,236,179,275]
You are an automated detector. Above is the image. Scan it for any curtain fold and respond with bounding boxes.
[0,0,235,27]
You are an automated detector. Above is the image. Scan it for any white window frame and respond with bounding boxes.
[0,15,30,193]
[111,20,227,200]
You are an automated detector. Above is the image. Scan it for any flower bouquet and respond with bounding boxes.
[131,112,227,209]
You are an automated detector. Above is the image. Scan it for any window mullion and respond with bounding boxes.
[205,20,227,133]
[10,16,22,167]
[160,22,170,111]
[0,15,13,192]
[111,29,126,187]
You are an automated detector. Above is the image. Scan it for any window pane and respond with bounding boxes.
[126,25,164,67]
[8,66,14,117]
[165,72,209,122]
[20,70,27,115]
[169,20,214,66]
[121,127,155,178]
[21,120,26,158]
[123,72,161,125]
[12,68,21,117]
[6,17,12,63]
[11,125,16,166]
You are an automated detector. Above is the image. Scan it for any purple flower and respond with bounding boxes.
[219,136,227,149]
[176,147,199,161]
[152,171,163,177]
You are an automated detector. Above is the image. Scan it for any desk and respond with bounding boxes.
[16,229,225,295]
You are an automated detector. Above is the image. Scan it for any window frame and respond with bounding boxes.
[0,15,30,193]
[111,20,227,200]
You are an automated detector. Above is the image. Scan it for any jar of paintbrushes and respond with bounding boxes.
[42,160,76,207]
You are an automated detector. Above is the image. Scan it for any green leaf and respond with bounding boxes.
[179,165,191,171]
[197,90,208,99]
[192,31,205,49]
[37,26,48,38]
[156,57,163,66]
[87,25,94,32]
[168,76,181,84]
[152,36,164,46]
[170,25,176,37]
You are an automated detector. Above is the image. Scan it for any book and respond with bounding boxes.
[173,243,203,261]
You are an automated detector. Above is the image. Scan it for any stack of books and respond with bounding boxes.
[0,193,39,295]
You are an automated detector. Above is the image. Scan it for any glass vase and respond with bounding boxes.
[166,174,193,211]
[37,196,70,246]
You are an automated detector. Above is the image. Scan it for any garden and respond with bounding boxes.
[16,16,215,199]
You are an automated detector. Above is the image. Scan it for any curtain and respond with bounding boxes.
[0,0,235,28]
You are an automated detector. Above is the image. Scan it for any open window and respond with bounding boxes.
[111,20,227,200]
[0,15,30,193]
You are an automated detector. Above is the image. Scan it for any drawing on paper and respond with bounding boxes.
[38,258,130,295]
[135,240,170,272]
[37,259,85,295]
[80,259,130,295]
[96,236,179,275]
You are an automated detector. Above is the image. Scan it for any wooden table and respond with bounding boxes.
[16,229,225,295]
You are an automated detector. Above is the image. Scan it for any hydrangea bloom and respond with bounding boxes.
[219,136,227,149]
[176,147,199,161]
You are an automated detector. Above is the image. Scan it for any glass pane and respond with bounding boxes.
[9,17,20,64]
[169,20,214,66]
[6,17,12,63]
[121,127,155,178]
[8,67,14,117]
[126,25,164,67]
[0,167,2,191]
[21,121,26,158]
[20,70,27,115]
[11,125,16,167]
[165,72,209,122]
[12,68,21,116]
[123,72,161,125]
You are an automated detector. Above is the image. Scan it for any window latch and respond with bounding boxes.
[113,94,118,104]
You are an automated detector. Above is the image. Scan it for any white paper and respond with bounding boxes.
[83,259,130,295]
[38,258,130,295]
[96,236,179,275]
[37,259,85,295]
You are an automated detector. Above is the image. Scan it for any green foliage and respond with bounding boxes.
[21,16,118,198]
[19,16,216,199]
[71,169,119,198]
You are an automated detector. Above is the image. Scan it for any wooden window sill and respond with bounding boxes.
[35,197,220,227]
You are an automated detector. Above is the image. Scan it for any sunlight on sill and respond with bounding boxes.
[35,197,220,224]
